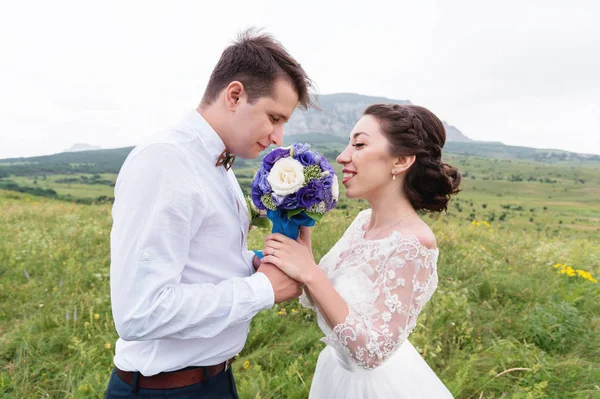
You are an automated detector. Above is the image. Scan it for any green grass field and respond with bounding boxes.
[7,174,116,199]
[1,156,599,398]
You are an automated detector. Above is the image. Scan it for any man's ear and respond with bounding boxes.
[393,155,416,174]
[224,81,245,111]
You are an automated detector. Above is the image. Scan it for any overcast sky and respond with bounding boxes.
[1,0,598,159]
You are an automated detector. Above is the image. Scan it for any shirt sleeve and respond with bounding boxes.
[110,143,274,341]
[243,249,258,271]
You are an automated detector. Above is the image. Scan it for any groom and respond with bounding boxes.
[105,29,314,398]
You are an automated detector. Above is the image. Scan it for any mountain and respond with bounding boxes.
[2,93,598,178]
[287,93,472,142]
[443,141,600,162]
[64,143,102,152]
[2,138,597,180]
[443,123,471,142]
[0,147,134,177]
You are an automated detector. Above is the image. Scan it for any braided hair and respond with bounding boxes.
[364,104,461,212]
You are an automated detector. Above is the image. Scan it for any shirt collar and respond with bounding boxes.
[183,109,227,166]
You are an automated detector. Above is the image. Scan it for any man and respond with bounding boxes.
[105,29,315,398]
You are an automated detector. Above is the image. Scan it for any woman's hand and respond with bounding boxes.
[261,232,319,283]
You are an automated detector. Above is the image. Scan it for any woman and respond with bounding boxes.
[260,104,460,398]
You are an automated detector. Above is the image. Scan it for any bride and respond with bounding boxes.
[260,104,460,398]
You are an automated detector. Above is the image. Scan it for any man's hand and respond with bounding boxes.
[252,254,261,271]
[257,262,302,303]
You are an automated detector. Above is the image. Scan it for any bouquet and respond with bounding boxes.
[246,195,271,231]
[250,143,339,244]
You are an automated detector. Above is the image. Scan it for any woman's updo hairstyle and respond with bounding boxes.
[364,104,461,212]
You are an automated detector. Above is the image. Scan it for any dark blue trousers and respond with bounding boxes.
[104,368,240,399]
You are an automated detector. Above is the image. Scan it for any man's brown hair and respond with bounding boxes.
[202,28,315,110]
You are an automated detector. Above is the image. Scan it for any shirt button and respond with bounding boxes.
[141,251,150,260]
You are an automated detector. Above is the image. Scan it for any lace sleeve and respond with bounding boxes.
[323,238,439,369]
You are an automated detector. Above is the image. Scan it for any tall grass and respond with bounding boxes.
[1,188,598,398]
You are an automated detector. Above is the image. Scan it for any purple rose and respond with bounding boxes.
[276,193,300,210]
[251,183,266,210]
[254,167,271,193]
[292,143,311,156]
[319,179,338,211]
[327,199,337,212]
[324,190,337,211]
[263,148,290,171]
[297,150,318,166]
[319,155,335,174]
[321,173,334,189]
[296,179,325,209]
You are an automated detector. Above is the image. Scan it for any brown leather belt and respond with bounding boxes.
[115,359,232,389]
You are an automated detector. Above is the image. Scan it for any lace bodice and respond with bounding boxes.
[300,209,439,370]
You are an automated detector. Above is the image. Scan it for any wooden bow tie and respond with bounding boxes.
[216,149,236,171]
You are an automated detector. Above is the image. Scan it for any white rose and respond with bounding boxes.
[331,174,340,200]
[267,157,306,196]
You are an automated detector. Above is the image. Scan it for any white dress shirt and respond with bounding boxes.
[110,110,275,376]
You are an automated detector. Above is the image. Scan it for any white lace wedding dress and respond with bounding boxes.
[300,209,453,398]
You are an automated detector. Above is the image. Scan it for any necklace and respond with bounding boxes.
[365,213,413,240]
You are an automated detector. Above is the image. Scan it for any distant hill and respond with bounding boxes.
[1,138,598,179]
[64,143,102,152]
[444,141,600,162]
[287,93,472,142]
[0,147,134,177]
[2,92,599,178]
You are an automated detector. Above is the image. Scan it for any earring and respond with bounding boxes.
[393,174,396,181]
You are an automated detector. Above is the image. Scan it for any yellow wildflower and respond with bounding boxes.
[243,360,251,369]
[575,269,598,283]
[104,343,111,349]
[555,264,597,283]
[94,314,100,319]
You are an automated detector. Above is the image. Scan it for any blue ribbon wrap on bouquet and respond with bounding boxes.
[253,209,316,259]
